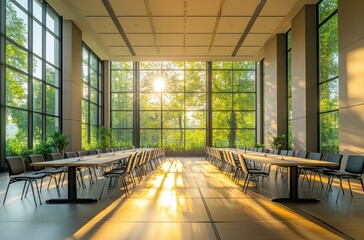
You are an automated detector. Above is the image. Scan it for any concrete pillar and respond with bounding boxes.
[291,5,317,152]
[62,21,82,152]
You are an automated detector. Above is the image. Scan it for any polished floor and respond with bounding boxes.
[0,157,361,240]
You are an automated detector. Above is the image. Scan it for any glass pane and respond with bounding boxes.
[319,15,338,82]
[320,79,339,112]
[82,123,89,149]
[46,85,59,115]
[212,62,232,69]
[235,111,255,128]
[236,130,255,148]
[140,130,161,147]
[288,120,293,150]
[111,129,133,147]
[112,111,133,128]
[185,111,206,128]
[287,51,292,97]
[33,79,42,112]
[162,93,184,110]
[33,113,42,145]
[15,0,28,9]
[319,0,338,23]
[233,71,255,92]
[33,20,43,57]
[320,111,339,153]
[90,87,97,103]
[212,129,230,147]
[140,111,161,128]
[163,129,184,151]
[212,111,231,128]
[6,68,28,109]
[82,100,89,123]
[6,108,28,156]
[288,97,292,120]
[212,93,232,110]
[233,93,255,110]
[162,111,184,128]
[33,56,42,79]
[112,70,133,92]
[6,41,28,72]
[46,31,59,66]
[112,61,133,69]
[185,71,206,92]
[33,0,43,21]
[163,70,184,92]
[185,93,206,110]
[46,8,59,35]
[90,103,98,125]
[212,70,232,92]
[83,84,89,100]
[140,93,161,110]
[185,61,206,69]
[185,129,206,151]
[90,68,98,88]
[162,61,184,69]
[6,1,28,48]
[140,61,161,69]
[111,93,133,110]
[233,61,255,69]
[46,116,59,139]
[46,63,59,86]
[140,70,159,92]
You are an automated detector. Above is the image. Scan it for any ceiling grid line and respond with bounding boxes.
[144,0,159,53]
[208,0,226,54]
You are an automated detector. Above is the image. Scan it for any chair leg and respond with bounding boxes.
[3,181,11,205]
[99,177,110,200]
[361,178,364,192]
[336,178,344,203]
[34,180,42,205]
[347,179,353,197]
[29,181,38,207]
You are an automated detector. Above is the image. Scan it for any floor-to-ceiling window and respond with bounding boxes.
[81,44,103,150]
[287,30,292,149]
[0,0,61,165]
[110,61,256,153]
[110,61,134,148]
[318,0,339,153]
[211,62,256,148]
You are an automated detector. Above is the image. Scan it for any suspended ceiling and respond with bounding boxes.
[48,0,319,61]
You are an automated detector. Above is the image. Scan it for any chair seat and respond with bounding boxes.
[103,169,127,176]
[326,172,362,179]
[12,173,47,181]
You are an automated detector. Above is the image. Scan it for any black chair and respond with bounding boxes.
[300,152,323,187]
[237,154,271,193]
[287,150,294,157]
[325,155,364,203]
[65,152,77,158]
[77,151,87,157]
[4,156,47,207]
[28,154,62,196]
[311,153,343,191]
[270,149,279,155]
[296,151,308,158]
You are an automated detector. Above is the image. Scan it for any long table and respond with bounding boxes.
[227,149,338,203]
[30,151,135,204]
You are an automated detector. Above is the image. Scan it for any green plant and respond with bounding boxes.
[98,126,111,150]
[33,141,54,160]
[270,134,286,150]
[254,143,265,149]
[49,131,69,158]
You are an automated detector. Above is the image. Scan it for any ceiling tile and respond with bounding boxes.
[260,0,297,16]
[134,47,159,55]
[213,34,240,46]
[86,16,118,33]
[118,17,151,33]
[185,47,210,55]
[187,0,220,16]
[149,0,184,15]
[210,46,234,55]
[109,0,147,16]
[237,46,260,56]
[185,34,212,46]
[128,34,155,46]
[216,17,250,33]
[99,34,125,46]
[156,34,184,46]
[222,0,261,16]
[109,46,132,56]
[74,0,108,16]
[186,17,215,33]
[153,17,184,33]
[242,33,270,46]
[159,47,184,55]
[251,17,284,33]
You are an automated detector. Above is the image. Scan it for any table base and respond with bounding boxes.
[272,198,320,203]
[46,198,97,204]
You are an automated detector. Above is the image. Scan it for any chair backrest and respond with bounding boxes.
[325,153,343,170]
[5,156,26,175]
[296,151,308,159]
[287,150,294,157]
[88,149,97,155]
[65,152,77,158]
[105,148,113,153]
[96,149,104,154]
[308,152,322,160]
[345,155,364,174]
[280,150,288,156]
[271,149,279,155]
[49,153,63,160]
[77,151,87,157]
[237,154,249,173]
[257,148,263,152]
[28,154,45,171]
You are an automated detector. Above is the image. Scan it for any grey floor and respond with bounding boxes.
[0,157,361,240]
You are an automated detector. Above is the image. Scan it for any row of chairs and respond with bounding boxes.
[206,147,364,202]
[99,148,166,199]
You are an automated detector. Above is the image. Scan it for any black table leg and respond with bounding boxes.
[272,166,320,203]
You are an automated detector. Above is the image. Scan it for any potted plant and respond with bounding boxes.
[98,126,111,151]
[270,134,286,150]
[49,131,69,158]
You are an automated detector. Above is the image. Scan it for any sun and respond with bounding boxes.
[153,77,165,92]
